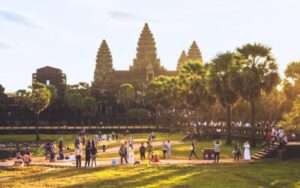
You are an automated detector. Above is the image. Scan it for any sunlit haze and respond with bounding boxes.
[1,0,300,92]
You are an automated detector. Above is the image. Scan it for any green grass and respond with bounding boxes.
[0,159,299,188]
[0,133,261,160]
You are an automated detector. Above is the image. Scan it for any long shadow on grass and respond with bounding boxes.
[63,165,203,188]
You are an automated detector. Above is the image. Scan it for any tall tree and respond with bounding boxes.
[24,82,51,140]
[16,89,28,123]
[236,43,280,146]
[179,60,214,121]
[82,97,97,125]
[117,83,135,112]
[208,52,241,144]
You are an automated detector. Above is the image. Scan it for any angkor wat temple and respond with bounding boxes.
[91,23,202,114]
[0,23,202,124]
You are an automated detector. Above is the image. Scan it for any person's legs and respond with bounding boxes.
[189,151,193,159]
[76,156,79,167]
[79,156,81,167]
[163,150,166,159]
[216,152,220,163]
[124,154,128,164]
[194,151,198,159]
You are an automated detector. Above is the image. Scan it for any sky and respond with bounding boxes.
[0,0,300,92]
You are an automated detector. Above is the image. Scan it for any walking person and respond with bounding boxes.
[213,140,222,163]
[91,140,97,167]
[146,142,154,161]
[139,142,146,161]
[162,141,168,159]
[243,140,251,160]
[119,141,128,164]
[75,145,82,167]
[102,138,106,152]
[166,140,171,159]
[85,140,91,167]
[189,142,198,160]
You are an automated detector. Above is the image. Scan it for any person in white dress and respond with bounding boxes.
[243,141,251,160]
[128,144,135,164]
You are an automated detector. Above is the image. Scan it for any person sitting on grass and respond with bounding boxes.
[189,142,198,160]
[150,154,160,164]
[23,153,31,165]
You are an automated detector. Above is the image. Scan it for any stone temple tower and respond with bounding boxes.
[130,23,165,83]
[187,41,203,62]
[176,50,188,72]
[92,40,113,96]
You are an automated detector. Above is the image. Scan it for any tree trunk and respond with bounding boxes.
[226,105,232,145]
[251,101,256,147]
[35,113,40,141]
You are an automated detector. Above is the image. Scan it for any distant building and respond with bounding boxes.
[32,66,67,99]
[91,23,202,114]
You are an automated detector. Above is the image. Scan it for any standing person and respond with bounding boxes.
[102,138,106,152]
[58,140,64,160]
[233,144,241,161]
[116,133,119,142]
[139,142,146,161]
[75,145,82,167]
[85,140,91,167]
[166,140,171,159]
[119,141,128,164]
[162,141,168,159]
[243,141,251,160]
[128,144,135,164]
[50,144,56,162]
[213,140,222,163]
[91,140,97,167]
[189,143,198,160]
[146,142,154,160]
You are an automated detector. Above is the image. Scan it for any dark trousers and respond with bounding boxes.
[163,150,167,159]
[102,145,106,152]
[140,153,145,160]
[85,157,90,167]
[76,155,81,167]
[189,150,198,159]
[234,154,240,161]
[214,152,220,163]
[120,154,128,164]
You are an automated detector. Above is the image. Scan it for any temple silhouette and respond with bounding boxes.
[0,23,202,124]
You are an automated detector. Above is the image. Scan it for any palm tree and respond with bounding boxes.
[236,43,280,146]
[179,60,215,122]
[208,52,241,145]
[24,82,51,140]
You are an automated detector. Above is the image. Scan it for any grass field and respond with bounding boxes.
[0,133,262,160]
[0,159,299,188]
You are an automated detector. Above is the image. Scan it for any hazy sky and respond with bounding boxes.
[1,0,300,92]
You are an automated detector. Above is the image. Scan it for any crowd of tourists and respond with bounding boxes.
[12,125,289,167]
[185,120,277,128]
[264,125,288,151]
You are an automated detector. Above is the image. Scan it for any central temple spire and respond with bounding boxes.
[131,23,161,72]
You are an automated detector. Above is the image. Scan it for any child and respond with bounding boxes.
[233,144,241,161]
